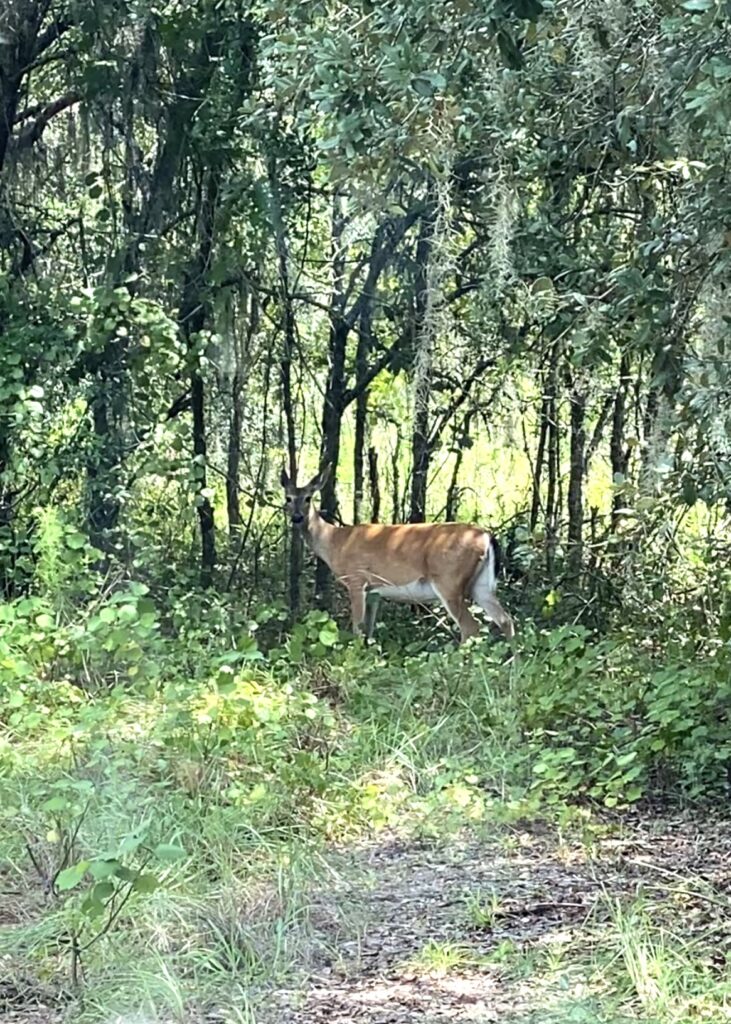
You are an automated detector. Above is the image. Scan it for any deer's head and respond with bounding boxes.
[280,463,331,527]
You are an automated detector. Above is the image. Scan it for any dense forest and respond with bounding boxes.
[2,2,731,1022]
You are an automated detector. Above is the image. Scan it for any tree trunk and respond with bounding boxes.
[315,193,348,602]
[367,446,381,523]
[181,172,219,588]
[530,381,550,532]
[227,365,244,538]
[445,413,473,522]
[545,349,560,579]
[86,380,125,556]
[611,350,631,525]
[353,306,372,523]
[391,430,402,523]
[408,206,437,523]
[227,289,259,541]
[191,372,216,587]
[566,372,586,580]
[268,155,302,616]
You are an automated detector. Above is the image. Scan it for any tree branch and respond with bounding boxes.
[427,357,495,449]
[14,91,81,151]
[343,204,426,331]
[342,335,402,408]
[32,16,73,61]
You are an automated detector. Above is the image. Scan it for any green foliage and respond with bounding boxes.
[2,572,730,1019]
[509,626,731,807]
[3,2,731,1020]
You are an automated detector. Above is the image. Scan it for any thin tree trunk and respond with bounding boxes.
[181,171,219,588]
[268,155,302,616]
[226,289,259,540]
[530,381,550,532]
[227,384,243,536]
[315,193,348,602]
[409,205,437,523]
[391,430,401,523]
[445,412,473,522]
[566,372,586,580]
[611,350,631,525]
[226,318,245,539]
[353,307,372,524]
[545,347,559,579]
[86,383,124,556]
[191,372,216,586]
[367,446,381,523]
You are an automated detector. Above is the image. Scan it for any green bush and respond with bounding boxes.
[510,625,731,807]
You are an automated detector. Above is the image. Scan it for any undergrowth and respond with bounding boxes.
[1,580,730,1022]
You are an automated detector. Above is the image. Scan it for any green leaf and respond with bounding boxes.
[153,843,186,863]
[81,894,105,919]
[318,627,338,648]
[89,858,120,879]
[531,276,554,295]
[56,861,91,891]
[114,865,138,881]
[132,872,159,893]
[615,751,638,767]
[41,795,69,812]
[411,71,447,97]
[92,881,115,902]
[118,831,145,856]
[117,604,138,623]
[65,532,87,550]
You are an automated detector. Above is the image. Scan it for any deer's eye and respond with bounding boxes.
[285,496,292,503]
[305,496,311,503]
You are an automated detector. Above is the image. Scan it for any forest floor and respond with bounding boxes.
[251,814,730,1024]
[3,814,731,1023]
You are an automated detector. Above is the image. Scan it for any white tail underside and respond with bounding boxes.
[469,532,497,605]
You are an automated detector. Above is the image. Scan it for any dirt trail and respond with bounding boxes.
[257,817,730,1024]
[3,817,728,1023]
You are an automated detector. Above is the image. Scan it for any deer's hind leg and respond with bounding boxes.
[432,580,481,643]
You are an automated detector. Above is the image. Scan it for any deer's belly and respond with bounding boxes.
[370,579,438,603]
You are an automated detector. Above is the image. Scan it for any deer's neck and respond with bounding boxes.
[304,505,339,565]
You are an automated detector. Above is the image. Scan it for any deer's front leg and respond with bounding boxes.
[364,592,380,639]
[347,582,367,635]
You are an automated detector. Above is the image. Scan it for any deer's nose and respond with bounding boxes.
[292,514,304,525]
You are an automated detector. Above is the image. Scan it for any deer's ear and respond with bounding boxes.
[280,468,290,488]
[311,462,332,492]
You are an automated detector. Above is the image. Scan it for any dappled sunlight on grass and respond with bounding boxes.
[3,627,731,1022]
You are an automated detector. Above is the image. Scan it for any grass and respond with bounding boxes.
[407,939,481,975]
[2,629,731,1023]
[463,886,503,929]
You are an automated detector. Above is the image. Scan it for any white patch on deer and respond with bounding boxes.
[371,579,438,603]
[469,532,497,606]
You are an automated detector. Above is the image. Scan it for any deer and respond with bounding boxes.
[281,463,515,643]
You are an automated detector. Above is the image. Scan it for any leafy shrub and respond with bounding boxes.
[511,626,731,807]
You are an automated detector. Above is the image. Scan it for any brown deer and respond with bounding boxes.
[281,464,514,642]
